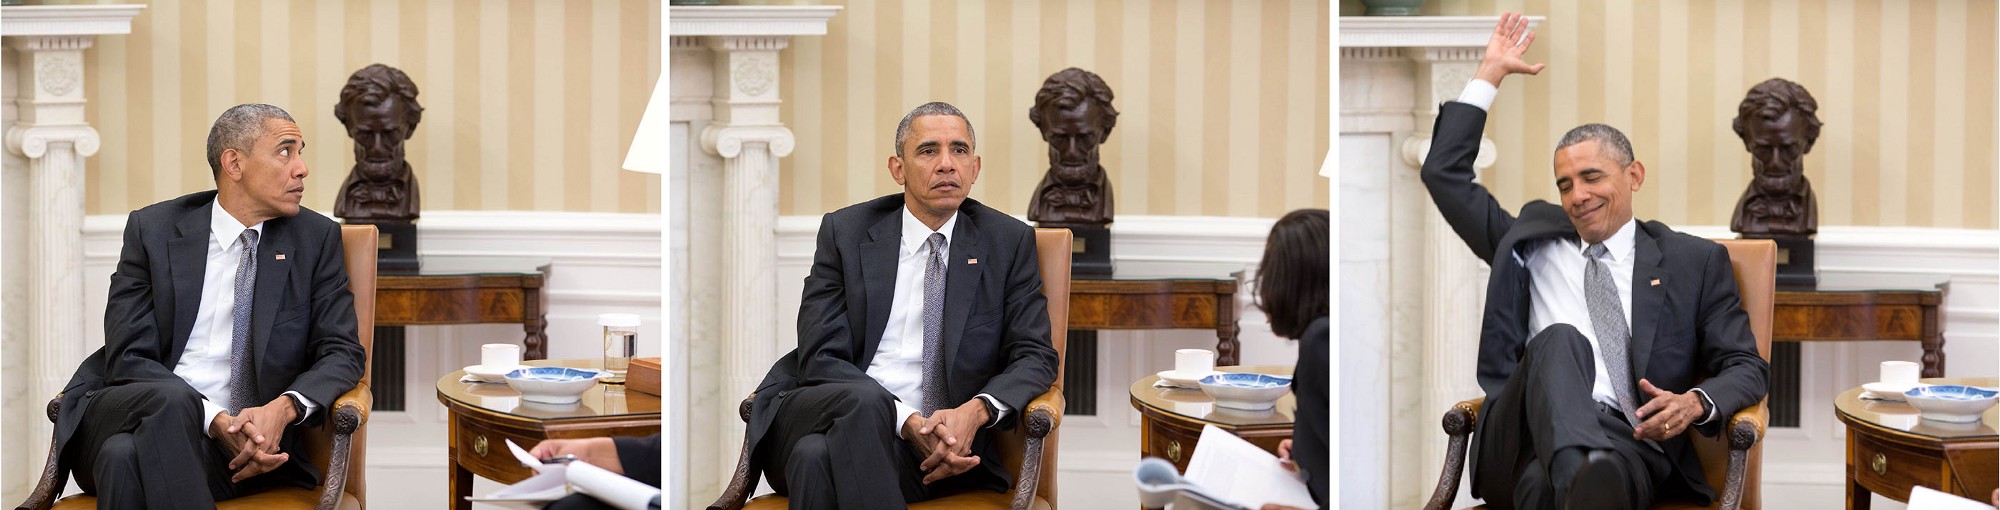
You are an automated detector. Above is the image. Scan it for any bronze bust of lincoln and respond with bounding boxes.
[333,64,424,224]
[1730,78,1821,237]
[1027,67,1119,226]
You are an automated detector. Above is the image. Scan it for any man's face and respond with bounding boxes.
[1040,99,1106,171]
[889,114,982,220]
[345,96,410,177]
[232,118,311,221]
[1745,111,1806,178]
[1553,140,1644,244]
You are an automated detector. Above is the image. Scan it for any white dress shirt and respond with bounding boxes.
[1459,79,1717,425]
[867,206,1010,438]
[177,200,318,437]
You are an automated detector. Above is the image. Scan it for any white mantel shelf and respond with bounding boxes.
[668,5,842,37]
[0,4,145,37]
[1339,15,1543,48]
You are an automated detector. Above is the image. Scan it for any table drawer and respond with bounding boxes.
[452,413,542,484]
[1852,433,1944,499]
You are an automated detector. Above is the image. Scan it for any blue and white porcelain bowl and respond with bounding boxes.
[504,367,608,404]
[1197,373,1293,411]
[1903,385,2000,423]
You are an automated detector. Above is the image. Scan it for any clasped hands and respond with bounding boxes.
[1633,379,1706,441]
[902,400,992,485]
[208,395,299,483]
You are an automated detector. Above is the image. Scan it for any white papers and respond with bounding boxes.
[1909,485,1998,510]
[467,439,662,510]
[570,461,663,510]
[1182,425,1319,510]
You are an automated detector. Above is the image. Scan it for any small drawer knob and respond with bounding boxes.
[1167,440,1183,463]
[1870,452,1887,476]
[475,435,490,457]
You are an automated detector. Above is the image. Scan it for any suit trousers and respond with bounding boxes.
[753,381,1001,510]
[64,380,311,510]
[1474,324,1673,510]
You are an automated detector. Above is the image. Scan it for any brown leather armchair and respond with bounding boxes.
[1424,239,1775,510]
[19,224,378,510]
[710,228,1074,510]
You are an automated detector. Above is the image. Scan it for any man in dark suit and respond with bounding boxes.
[1422,14,1768,510]
[54,104,367,509]
[743,101,1060,509]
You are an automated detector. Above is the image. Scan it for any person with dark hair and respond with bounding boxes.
[50,104,366,509]
[1254,208,1329,510]
[728,101,1060,509]
[1423,14,1767,509]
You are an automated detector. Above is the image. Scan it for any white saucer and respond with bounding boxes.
[1863,381,1927,401]
[465,364,530,383]
[1157,369,1222,388]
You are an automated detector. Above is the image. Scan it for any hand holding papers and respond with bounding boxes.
[468,439,661,510]
[1133,425,1318,510]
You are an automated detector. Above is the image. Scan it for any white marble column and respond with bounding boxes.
[3,5,141,500]
[699,34,798,501]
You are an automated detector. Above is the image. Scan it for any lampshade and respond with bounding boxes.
[622,72,670,175]
[1319,151,1332,178]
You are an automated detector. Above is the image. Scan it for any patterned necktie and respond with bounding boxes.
[1584,243,1641,427]
[228,229,260,414]
[919,232,949,416]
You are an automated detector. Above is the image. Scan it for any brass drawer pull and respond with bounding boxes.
[1870,452,1886,476]
[475,434,490,457]
[1167,440,1183,463]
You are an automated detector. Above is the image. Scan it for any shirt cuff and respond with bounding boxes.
[285,390,319,426]
[1456,79,1500,111]
[1690,388,1719,425]
[892,399,921,440]
[201,399,228,439]
[976,393,1010,428]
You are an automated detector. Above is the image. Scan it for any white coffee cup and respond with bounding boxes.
[1175,349,1215,376]
[1880,361,1919,386]
[482,343,522,369]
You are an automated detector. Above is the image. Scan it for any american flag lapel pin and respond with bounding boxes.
[276,253,287,261]
[968,258,978,265]
[1650,278,1661,286]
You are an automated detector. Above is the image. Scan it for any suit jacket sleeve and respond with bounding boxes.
[613,434,662,487]
[102,211,193,386]
[1692,243,1770,437]
[283,223,367,427]
[794,215,878,386]
[975,228,1060,422]
[1420,102,1518,264]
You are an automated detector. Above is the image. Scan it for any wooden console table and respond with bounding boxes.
[1776,274,1948,377]
[379,256,552,359]
[1071,276,1242,365]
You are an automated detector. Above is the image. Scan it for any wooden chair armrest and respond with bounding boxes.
[1009,388,1064,510]
[1022,388,1064,438]
[709,395,758,510]
[1717,402,1767,510]
[1424,397,1485,510]
[18,397,66,510]
[316,383,372,510]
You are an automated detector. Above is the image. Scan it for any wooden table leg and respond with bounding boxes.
[523,316,548,361]
[451,457,473,510]
[1920,334,1945,378]
[1847,476,1871,510]
[1216,292,1240,366]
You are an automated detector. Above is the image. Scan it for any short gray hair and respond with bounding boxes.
[893,101,975,157]
[206,104,296,179]
[1555,123,1636,167]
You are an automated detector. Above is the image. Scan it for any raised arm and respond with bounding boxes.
[1419,13,1547,263]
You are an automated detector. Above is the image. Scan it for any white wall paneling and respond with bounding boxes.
[68,210,661,509]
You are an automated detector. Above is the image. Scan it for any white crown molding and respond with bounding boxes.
[668,5,842,37]
[1339,15,1543,48]
[0,4,145,37]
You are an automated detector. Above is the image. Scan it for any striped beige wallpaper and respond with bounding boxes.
[74,0,661,216]
[769,0,1332,218]
[1345,0,1998,229]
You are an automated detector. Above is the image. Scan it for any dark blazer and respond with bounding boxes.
[747,194,1060,489]
[1421,102,1768,505]
[1291,316,1329,507]
[57,190,367,485]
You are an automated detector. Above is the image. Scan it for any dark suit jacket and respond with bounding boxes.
[1291,316,1329,507]
[747,194,1061,489]
[57,190,367,485]
[1421,102,1769,505]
